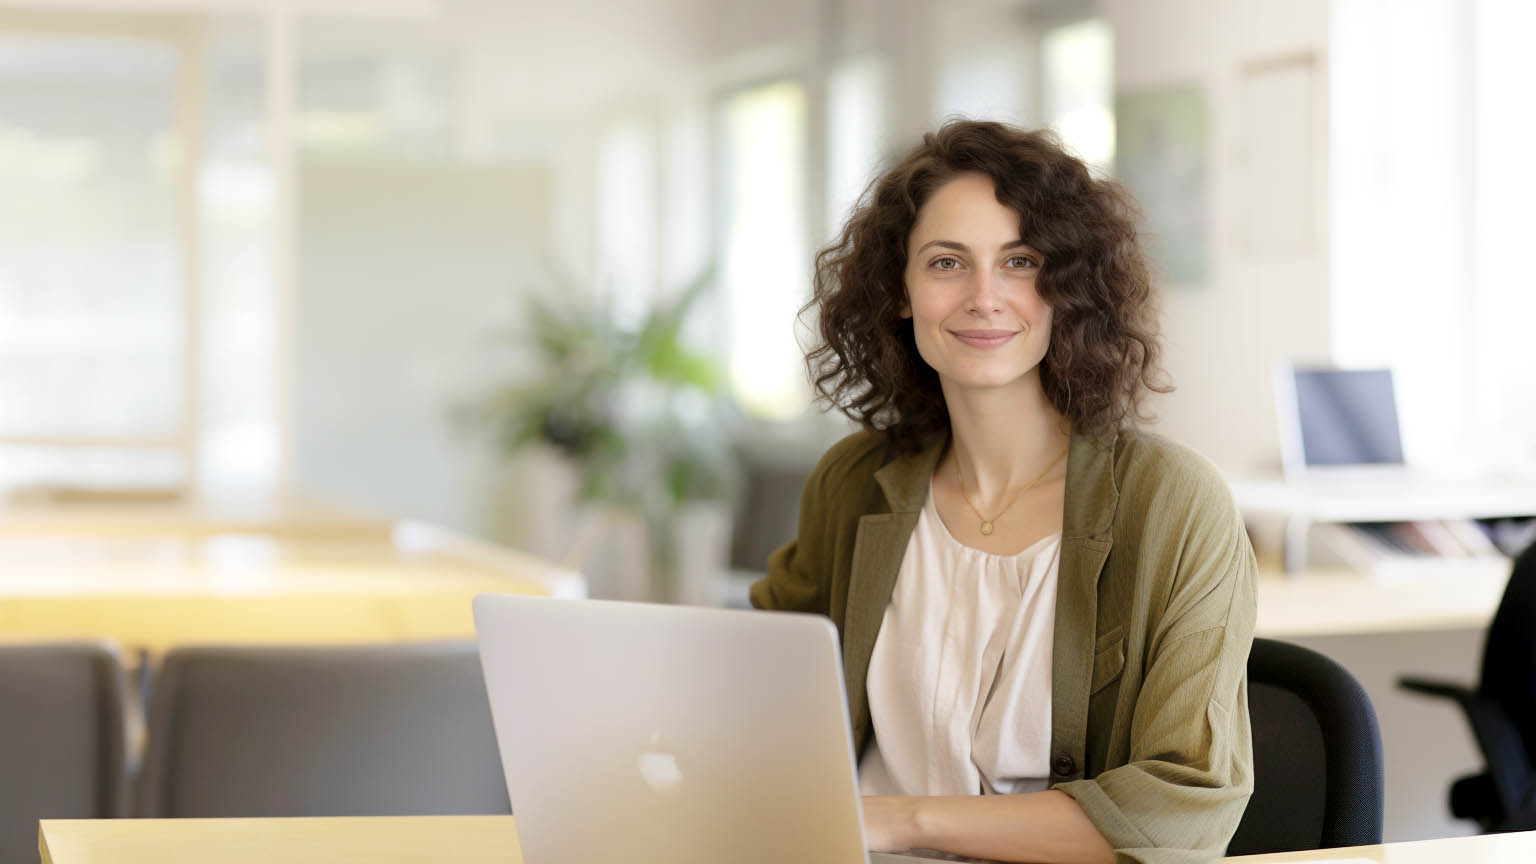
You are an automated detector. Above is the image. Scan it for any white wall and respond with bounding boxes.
[294,156,548,537]
[1106,0,1332,475]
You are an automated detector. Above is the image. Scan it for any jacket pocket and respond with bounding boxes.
[1090,625,1126,695]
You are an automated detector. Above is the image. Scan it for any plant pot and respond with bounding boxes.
[502,445,582,562]
[670,500,733,606]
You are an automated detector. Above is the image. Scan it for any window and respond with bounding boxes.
[717,80,809,422]
[1041,18,1114,172]
[596,116,660,329]
[826,55,887,239]
[0,28,190,492]
[1332,0,1536,469]
[1332,0,1472,466]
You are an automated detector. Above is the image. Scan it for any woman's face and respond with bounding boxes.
[901,172,1052,394]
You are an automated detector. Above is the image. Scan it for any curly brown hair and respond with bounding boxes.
[804,119,1169,452]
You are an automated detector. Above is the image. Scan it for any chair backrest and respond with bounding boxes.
[1227,638,1384,856]
[729,459,810,573]
[0,642,127,864]
[133,642,510,818]
[1479,540,1536,767]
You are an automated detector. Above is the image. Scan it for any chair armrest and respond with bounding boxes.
[1399,675,1533,815]
[1398,676,1476,702]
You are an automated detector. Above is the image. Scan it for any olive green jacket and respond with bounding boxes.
[750,427,1256,864]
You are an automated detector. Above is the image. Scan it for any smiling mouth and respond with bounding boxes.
[950,329,1019,348]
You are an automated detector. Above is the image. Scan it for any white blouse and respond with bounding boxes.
[858,481,1061,797]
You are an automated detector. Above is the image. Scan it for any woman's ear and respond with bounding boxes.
[899,302,912,319]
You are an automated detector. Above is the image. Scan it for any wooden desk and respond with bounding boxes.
[35,817,1536,863]
[0,507,581,654]
[1221,830,1536,861]
[1254,562,1508,638]
[38,816,521,864]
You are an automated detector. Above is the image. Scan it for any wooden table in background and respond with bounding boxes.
[0,497,581,655]
[1254,561,1510,638]
[36,816,1536,864]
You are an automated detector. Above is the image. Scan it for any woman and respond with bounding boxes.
[751,121,1256,864]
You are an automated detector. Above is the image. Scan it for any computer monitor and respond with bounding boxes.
[1274,364,1405,480]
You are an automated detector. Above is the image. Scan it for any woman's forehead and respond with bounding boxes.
[909,176,1031,248]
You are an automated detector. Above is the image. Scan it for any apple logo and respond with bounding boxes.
[637,731,683,792]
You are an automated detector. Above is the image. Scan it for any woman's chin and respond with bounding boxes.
[942,368,1038,393]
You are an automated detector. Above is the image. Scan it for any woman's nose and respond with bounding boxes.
[966,269,1004,314]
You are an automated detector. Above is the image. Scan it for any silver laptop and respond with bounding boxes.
[473,594,952,863]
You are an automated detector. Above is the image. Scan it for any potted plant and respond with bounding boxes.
[470,271,736,602]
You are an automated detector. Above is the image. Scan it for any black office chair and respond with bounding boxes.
[1398,539,1536,832]
[134,642,510,818]
[1227,638,1384,855]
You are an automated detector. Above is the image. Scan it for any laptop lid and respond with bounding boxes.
[473,595,871,864]
[1274,363,1406,481]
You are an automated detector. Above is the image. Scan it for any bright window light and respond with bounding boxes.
[0,33,183,491]
[1042,18,1115,172]
[719,80,809,422]
[1472,0,1536,464]
[596,117,660,330]
[827,55,887,240]
[1331,0,1470,467]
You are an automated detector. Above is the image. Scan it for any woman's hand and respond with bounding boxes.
[862,795,920,852]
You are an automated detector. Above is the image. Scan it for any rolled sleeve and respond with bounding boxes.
[1057,482,1258,864]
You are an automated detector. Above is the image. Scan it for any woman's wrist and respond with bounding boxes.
[863,795,928,851]
[898,795,940,850]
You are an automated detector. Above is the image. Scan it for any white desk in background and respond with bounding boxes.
[1231,474,1536,574]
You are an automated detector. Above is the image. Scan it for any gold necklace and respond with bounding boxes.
[954,445,1069,536]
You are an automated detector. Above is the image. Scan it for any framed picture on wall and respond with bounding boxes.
[1114,84,1209,286]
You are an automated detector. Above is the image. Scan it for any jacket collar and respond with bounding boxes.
[1063,431,1119,541]
[873,434,946,514]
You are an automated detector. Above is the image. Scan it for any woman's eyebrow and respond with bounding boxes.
[914,239,967,254]
[914,239,1033,254]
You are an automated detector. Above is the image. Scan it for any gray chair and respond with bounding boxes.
[133,642,510,817]
[0,642,128,864]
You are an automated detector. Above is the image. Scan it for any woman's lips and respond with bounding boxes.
[950,329,1019,348]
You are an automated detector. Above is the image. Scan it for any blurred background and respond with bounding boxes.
[3,0,1534,564]
[3,0,1536,845]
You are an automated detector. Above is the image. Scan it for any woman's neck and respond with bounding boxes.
[941,373,1071,502]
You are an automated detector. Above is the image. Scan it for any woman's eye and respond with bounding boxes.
[1006,255,1039,270]
[931,257,962,271]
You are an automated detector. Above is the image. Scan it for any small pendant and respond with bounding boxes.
[980,521,994,536]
